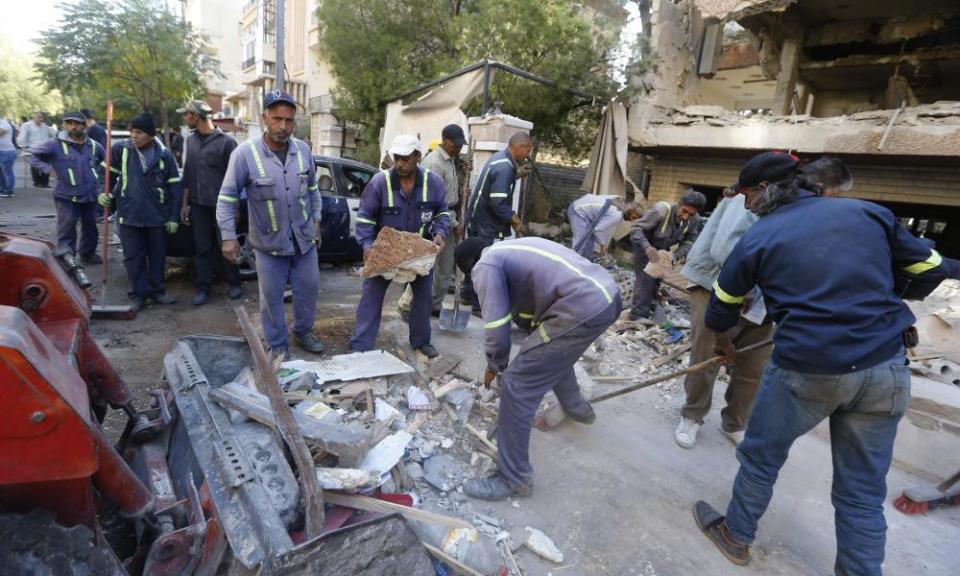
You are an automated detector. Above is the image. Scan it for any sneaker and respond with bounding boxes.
[675,416,701,449]
[129,297,145,312]
[564,403,597,425]
[227,284,243,300]
[416,343,439,359]
[293,331,325,354]
[463,472,531,502]
[81,252,103,265]
[0,192,12,198]
[192,291,209,306]
[693,501,751,566]
[149,293,176,305]
[722,428,744,446]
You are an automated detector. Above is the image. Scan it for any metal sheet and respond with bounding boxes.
[282,350,414,384]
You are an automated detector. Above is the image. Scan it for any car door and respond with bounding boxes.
[315,160,351,260]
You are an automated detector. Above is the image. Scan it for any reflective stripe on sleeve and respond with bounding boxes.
[484,314,512,329]
[712,279,745,304]
[356,217,377,225]
[218,195,239,203]
[538,323,550,343]
[902,250,943,274]
[489,193,508,198]
[488,244,613,304]
[167,177,180,183]
[308,185,319,191]
[121,147,128,195]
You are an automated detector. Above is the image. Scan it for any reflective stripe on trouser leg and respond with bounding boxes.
[496,299,620,487]
[290,245,320,339]
[255,250,295,349]
[407,269,433,349]
[349,275,392,351]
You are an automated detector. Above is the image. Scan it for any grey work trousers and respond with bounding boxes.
[680,286,773,432]
[255,246,319,351]
[497,297,622,488]
[630,250,660,318]
[398,234,457,312]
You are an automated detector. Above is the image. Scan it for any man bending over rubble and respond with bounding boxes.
[692,158,959,575]
[453,237,621,501]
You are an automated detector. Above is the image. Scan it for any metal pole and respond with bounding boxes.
[275,0,284,91]
[481,59,490,116]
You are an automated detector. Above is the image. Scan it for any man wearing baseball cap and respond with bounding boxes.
[693,151,957,574]
[349,134,450,358]
[398,124,468,320]
[177,100,242,305]
[27,111,106,265]
[217,90,325,357]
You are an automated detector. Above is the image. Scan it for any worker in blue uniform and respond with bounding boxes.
[349,134,450,358]
[454,237,621,501]
[217,90,325,357]
[460,131,533,313]
[98,113,181,310]
[692,152,960,575]
[27,111,105,264]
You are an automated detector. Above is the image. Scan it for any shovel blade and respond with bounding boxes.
[438,308,470,332]
[91,304,138,321]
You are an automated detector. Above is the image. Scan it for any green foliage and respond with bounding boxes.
[316,0,624,164]
[34,0,218,131]
[0,41,64,120]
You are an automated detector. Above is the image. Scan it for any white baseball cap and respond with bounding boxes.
[389,134,422,156]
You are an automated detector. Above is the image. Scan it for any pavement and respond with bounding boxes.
[2,153,957,575]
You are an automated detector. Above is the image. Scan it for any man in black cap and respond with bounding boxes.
[398,123,468,319]
[217,90,325,357]
[27,111,106,264]
[177,100,242,305]
[82,109,107,149]
[99,112,181,310]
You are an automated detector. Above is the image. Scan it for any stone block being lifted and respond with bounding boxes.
[361,227,440,283]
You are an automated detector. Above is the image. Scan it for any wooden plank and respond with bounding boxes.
[465,423,498,456]
[426,354,462,380]
[322,492,472,530]
[235,306,325,537]
[210,381,370,467]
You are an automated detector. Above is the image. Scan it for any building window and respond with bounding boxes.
[241,24,256,69]
[263,0,276,45]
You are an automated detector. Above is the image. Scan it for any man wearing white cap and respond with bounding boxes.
[349,134,450,357]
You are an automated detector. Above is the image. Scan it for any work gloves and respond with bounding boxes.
[97,193,112,207]
[165,222,179,235]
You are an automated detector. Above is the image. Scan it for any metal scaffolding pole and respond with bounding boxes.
[275,0,285,91]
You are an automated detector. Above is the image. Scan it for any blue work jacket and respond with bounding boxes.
[472,237,620,372]
[217,137,320,256]
[465,149,518,240]
[28,131,105,203]
[355,167,450,250]
[102,138,181,227]
[707,190,957,374]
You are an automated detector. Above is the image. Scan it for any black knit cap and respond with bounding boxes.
[130,112,157,136]
[454,238,488,275]
[735,150,800,191]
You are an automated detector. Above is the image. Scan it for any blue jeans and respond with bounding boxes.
[0,149,16,192]
[724,352,910,576]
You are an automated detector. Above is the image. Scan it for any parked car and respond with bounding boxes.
[166,154,378,278]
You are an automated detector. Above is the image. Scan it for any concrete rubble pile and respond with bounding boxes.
[211,346,559,575]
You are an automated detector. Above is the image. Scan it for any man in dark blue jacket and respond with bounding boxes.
[99,113,181,310]
[692,153,959,576]
[28,111,105,264]
[349,134,449,358]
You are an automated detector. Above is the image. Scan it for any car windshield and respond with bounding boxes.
[342,166,373,198]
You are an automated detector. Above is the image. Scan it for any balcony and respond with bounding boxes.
[308,94,336,115]
[243,0,258,16]
[242,57,256,71]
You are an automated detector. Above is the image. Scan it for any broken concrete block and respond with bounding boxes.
[315,467,381,491]
[523,526,564,563]
[374,398,401,423]
[423,454,468,492]
[361,227,439,281]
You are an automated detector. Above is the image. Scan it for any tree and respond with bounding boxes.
[315,0,623,164]
[35,0,217,140]
[0,41,64,121]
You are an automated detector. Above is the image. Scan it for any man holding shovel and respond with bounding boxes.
[454,237,621,501]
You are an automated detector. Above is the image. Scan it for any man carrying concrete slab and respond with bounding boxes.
[454,237,621,501]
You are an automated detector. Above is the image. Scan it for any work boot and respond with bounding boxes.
[81,252,103,265]
[417,343,439,359]
[564,403,597,425]
[129,296,145,312]
[675,416,701,449]
[463,472,531,502]
[721,427,745,447]
[150,292,176,305]
[268,346,294,362]
[293,332,325,354]
[227,284,243,300]
[693,501,750,566]
[192,291,209,306]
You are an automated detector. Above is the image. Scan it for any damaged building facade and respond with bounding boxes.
[628,0,960,257]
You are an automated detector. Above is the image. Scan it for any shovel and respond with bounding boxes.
[438,269,471,332]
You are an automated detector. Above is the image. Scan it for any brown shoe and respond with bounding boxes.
[693,501,750,566]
